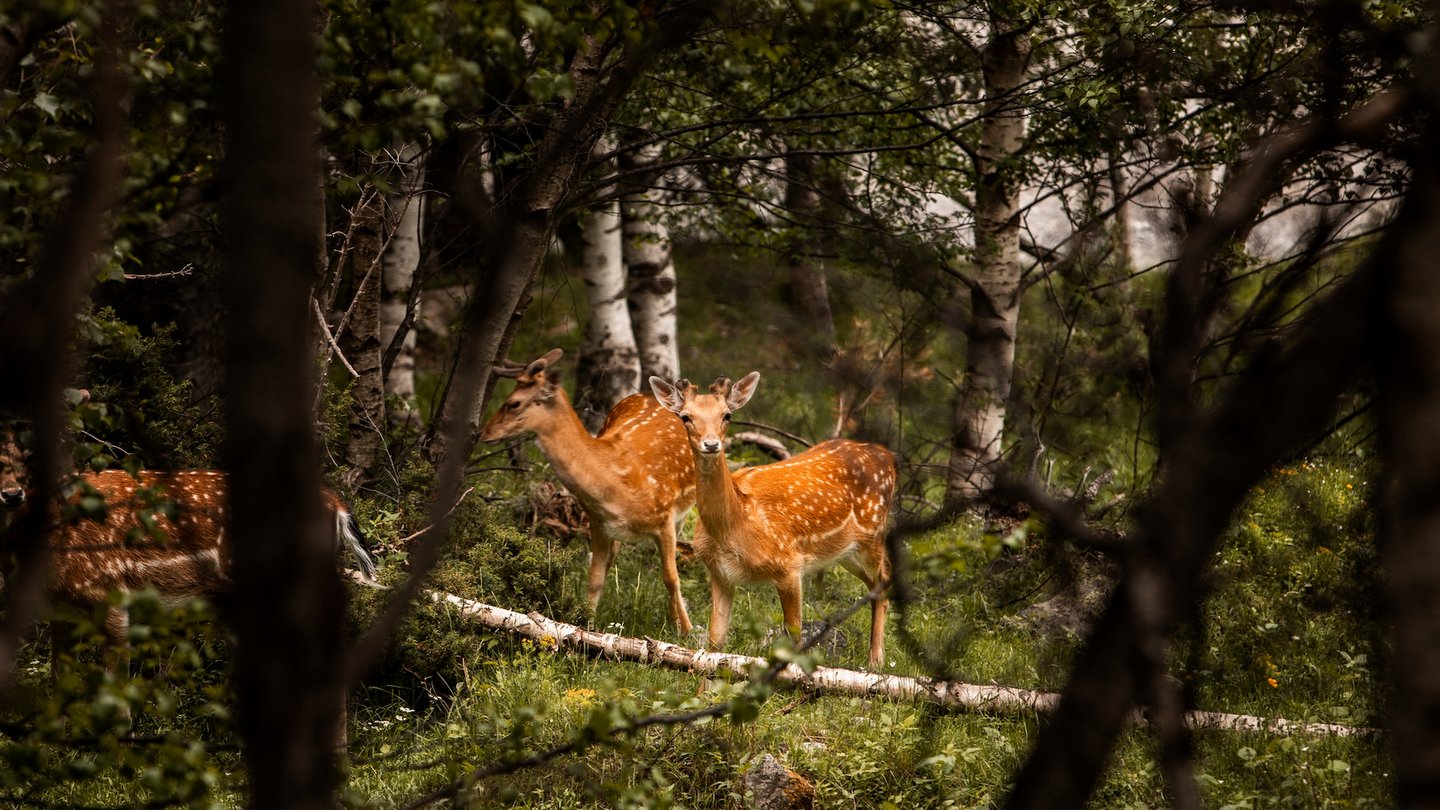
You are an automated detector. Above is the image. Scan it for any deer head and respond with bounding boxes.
[649,372,761,456]
[480,348,567,444]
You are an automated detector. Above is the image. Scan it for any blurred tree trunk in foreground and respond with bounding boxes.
[218,0,347,806]
[1002,87,1409,809]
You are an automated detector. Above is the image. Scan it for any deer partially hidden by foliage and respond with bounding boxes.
[0,430,377,652]
[480,349,698,634]
[650,373,895,670]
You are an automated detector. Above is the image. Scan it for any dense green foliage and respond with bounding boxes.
[0,0,1421,804]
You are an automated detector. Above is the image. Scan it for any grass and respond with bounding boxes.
[329,448,1389,808]
[0,448,1389,808]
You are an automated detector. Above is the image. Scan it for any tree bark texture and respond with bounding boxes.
[621,142,681,382]
[218,1,346,806]
[380,142,426,429]
[574,192,641,432]
[341,196,386,475]
[947,20,1031,505]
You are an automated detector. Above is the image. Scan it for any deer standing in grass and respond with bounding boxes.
[480,349,698,634]
[649,373,895,669]
[0,430,377,651]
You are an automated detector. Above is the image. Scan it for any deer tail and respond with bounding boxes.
[336,508,378,581]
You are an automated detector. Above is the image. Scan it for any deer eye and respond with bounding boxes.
[680,414,693,424]
[506,401,520,411]
[722,412,731,422]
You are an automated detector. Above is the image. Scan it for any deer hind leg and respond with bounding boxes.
[840,554,889,670]
[656,519,693,636]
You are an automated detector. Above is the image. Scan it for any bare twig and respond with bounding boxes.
[310,297,359,379]
[122,264,194,281]
[730,419,813,448]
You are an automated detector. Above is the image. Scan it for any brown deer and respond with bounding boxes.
[0,431,377,648]
[480,349,697,634]
[649,373,895,669]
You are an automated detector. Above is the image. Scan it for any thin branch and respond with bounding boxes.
[310,297,359,379]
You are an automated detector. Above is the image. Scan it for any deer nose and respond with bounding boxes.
[0,486,24,507]
[701,439,722,454]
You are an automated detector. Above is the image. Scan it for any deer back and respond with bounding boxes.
[576,393,696,529]
[716,439,896,569]
[49,470,233,604]
[48,470,374,605]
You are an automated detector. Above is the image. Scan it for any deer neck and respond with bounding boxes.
[531,390,612,499]
[693,449,747,542]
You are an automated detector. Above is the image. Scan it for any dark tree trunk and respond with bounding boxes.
[218,2,345,807]
[1379,120,1440,809]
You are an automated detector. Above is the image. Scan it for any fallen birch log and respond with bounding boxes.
[422,587,1377,738]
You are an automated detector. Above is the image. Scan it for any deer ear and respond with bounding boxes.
[520,359,549,382]
[727,371,760,411]
[649,376,685,413]
[545,366,564,389]
[517,348,565,383]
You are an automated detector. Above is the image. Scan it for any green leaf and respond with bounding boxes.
[33,93,61,119]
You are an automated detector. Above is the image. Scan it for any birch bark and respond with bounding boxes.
[574,187,641,431]
[947,19,1031,505]
[379,142,426,429]
[621,142,681,382]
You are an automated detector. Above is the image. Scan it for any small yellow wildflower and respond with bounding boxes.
[564,688,599,708]
[1267,678,1279,689]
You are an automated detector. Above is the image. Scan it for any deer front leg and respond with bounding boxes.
[656,519,693,636]
[585,525,616,621]
[776,574,804,645]
[707,575,735,653]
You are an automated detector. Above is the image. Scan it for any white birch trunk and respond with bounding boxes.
[574,193,640,432]
[380,142,426,429]
[947,22,1031,505]
[621,143,680,383]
